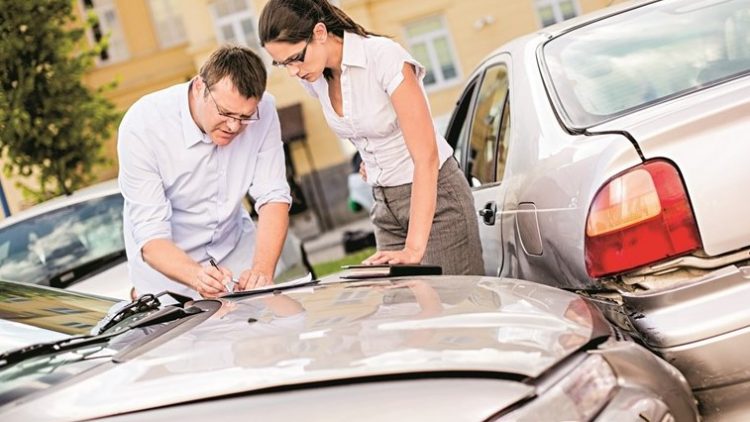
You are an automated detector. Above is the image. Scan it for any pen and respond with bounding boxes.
[209,259,238,293]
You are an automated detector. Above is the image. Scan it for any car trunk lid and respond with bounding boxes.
[593,77,750,257]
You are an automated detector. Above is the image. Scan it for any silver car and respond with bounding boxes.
[446,0,750,419]
[0,276,697,421]
[0,180,313,300]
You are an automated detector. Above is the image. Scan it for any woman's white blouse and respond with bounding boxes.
[299,32,454,187]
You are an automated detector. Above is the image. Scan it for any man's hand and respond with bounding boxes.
[194,263,232,298]
[238,268,273,291]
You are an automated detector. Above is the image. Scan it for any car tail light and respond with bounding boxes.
[585,160,701,278]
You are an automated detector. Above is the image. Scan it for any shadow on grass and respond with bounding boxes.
[312,247,377,278]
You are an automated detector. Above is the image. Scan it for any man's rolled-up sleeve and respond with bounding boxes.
[248,96,292,210]
[117,125,173,252]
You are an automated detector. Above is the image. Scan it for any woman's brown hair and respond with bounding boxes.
[259,0,382,79]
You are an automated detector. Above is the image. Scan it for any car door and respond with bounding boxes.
[446,58,512,276]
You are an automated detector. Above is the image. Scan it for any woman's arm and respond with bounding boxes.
[365,63,438,265]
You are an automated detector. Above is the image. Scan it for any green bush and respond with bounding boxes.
[0,0,120,202]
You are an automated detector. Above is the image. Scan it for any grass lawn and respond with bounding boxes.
[312,247,376,278]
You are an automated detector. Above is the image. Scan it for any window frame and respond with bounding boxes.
[147,0,188,49]
[534,0,581,28]
[403,15,463,93]
[79,0,130,65]
[445,78,479,173]
[210,0,267,57]
[463,62,511,189]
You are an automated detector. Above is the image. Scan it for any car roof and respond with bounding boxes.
[0,179,121,229]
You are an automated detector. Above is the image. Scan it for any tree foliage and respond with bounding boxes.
[0,0,120,202]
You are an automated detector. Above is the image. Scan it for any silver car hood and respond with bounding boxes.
[0,319,68,355]
[594,76,750,256]
[66,261,131,301]
[1,276,608,420]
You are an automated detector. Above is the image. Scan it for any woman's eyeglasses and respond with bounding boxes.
[272,39,311,68]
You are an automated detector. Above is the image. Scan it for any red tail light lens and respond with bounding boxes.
[585,160,701,278]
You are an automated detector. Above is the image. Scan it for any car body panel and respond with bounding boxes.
[67,261,132,300]
[452,35,642,290]
[473,184,506,276]
[0,179,313,301]
[622,265,750,411]
[594,340,696,422]
[0,181,120,228]
[0,319,69,356]
[594,77,750,256]
[447,0,750,419]
[100,378,533,422]
[0,275,621,420]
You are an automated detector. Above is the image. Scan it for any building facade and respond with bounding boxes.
[3,0,615,233]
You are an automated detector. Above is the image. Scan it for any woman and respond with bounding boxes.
[259,0,483,275]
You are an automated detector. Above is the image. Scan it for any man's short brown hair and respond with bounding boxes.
[199,45,267,99]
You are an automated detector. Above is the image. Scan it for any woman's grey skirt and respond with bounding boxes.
[370,158,484,275]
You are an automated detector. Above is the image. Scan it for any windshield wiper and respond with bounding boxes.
[0,296,203,369]
[91,290,195,335]
[91,293,163,334]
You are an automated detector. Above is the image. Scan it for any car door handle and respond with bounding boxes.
[478,201,497,226]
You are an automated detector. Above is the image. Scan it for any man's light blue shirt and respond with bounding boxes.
[117,82,291,298]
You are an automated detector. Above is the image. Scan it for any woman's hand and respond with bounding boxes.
[238,268,273,291]
[363,246,423,265]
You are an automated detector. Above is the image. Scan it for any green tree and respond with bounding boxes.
[0,0,120,202]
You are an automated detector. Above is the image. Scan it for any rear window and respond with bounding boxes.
[0,194,124,285]
[543,0,750,127]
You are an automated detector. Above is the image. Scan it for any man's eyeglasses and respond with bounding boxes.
[205,86,259,124]
[272,39,311,68]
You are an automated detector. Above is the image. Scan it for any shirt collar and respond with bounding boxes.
[341,31,367,69]
[181,80,211,148]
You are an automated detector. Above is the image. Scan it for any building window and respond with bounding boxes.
[45,307,84,315]
[313,316,345,328]
[63,321,93,330]
[148,0,187,48]
[2,296,29,303]
[81,0,129,63]
[211,0,262,53]
[535,0,580,27]
[404,16,461,90]
[334,289,370,305]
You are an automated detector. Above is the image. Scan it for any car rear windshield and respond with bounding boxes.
[0,194,125,286]
[542,0,750,127]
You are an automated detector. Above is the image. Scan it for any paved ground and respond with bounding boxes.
[301,217,375,265]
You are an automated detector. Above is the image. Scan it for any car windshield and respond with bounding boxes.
[0,281,211,405]
[542,0,750,127]
[0,193,125,286]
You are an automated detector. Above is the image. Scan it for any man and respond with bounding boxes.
[118,45,291,299]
